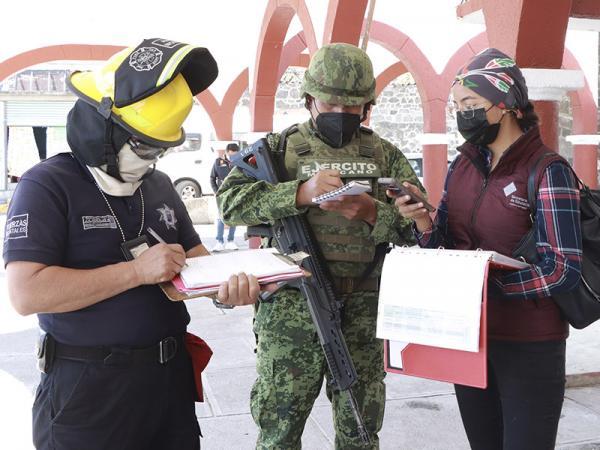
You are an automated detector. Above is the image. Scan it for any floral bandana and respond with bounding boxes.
[453,48,529,111]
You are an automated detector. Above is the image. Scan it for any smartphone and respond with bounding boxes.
[377,178,436,212]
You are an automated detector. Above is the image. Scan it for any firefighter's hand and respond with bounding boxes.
[132,243,187,285]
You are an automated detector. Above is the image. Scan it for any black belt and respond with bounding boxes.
[54,335,182,365]
[333,277,379,294]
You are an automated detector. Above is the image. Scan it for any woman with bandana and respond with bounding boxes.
[394,48,582,450]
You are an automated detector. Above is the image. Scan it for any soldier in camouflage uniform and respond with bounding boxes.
[217,43,423,449]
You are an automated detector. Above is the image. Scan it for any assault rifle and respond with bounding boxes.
[231,138,370,444]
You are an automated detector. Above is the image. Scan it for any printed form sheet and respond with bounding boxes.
[377,248,491,353]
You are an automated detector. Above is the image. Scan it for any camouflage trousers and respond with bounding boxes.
[250,288,385,450]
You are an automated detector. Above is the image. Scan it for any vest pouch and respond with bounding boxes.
[306,206,375,264]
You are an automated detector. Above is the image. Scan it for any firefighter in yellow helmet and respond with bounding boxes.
[4,38,261,450]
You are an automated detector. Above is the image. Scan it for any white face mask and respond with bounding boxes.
[87,143,158,196]
[118,143,157,182]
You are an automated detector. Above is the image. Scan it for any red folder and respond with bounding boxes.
[384,261,491,389]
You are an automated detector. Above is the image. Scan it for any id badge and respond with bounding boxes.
[121,235,151,261]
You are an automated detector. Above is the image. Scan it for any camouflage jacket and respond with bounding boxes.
[217,120,424,277]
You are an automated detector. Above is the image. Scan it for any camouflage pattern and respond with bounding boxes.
[217,120,422,448]
[301,43,376,106]
[251,288,384,450]
[285,122,389,272]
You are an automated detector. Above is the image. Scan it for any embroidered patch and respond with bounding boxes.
[82,215,117,230]
[503,182,517,196]
[5,214,28,241]
[129,47,163,72]
[298,160,381,180]
[157,204,177,230]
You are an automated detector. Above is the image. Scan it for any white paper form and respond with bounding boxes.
[180,248,301,288]
[376,248,492,353]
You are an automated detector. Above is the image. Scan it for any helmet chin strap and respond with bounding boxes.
[97,96,126,182]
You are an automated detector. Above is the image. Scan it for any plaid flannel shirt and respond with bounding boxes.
[416,151,582,300]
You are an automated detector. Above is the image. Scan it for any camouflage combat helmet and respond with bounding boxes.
[301,43,376,106]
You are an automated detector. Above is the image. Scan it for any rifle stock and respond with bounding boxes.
[231,139,370,444]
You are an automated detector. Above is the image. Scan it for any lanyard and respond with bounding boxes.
[94,181,145,243]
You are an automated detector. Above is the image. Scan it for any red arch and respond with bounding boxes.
[369,21,442,133]
[250,0,318,131]
[197,30,312,141]
[196,68,249,140]
[322,0,369,45]
[361,61,409,127]
[277,31,310,79]
[374,61,409,98]
[0,44,124,83]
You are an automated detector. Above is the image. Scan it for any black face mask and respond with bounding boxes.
[314,111,362,148]
[457,106,502,146]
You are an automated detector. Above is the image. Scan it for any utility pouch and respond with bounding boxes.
[36,333,56,374]
[184,332,213,402]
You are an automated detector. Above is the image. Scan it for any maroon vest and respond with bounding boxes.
[447,127,568,341]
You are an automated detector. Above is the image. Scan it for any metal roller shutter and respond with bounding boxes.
[6,101,75,127]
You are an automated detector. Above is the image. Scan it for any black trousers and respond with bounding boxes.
[454,339,566,450]
[32,343,200,450]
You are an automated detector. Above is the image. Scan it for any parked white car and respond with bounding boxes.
[155,134,215,200]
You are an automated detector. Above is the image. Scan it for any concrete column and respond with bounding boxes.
[419,133,448,207]
[0,101,6,193]
[534,101,560,151]
[521,68,585,165]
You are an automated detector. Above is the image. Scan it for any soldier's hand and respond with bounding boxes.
[217,273,261,306]
[319,193,377,225]
[393,182,433,232]
[131,243,187,285]
[296,169,343,207]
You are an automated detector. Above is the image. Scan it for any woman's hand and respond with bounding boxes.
[391,182,433,233]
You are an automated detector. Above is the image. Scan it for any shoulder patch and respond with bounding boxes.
[5,214,29,240]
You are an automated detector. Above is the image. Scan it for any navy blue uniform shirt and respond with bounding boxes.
[3,153,202,347]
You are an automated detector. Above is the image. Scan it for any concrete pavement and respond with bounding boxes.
[1,223,600,449]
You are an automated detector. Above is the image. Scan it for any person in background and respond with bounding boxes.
[210,142,239,251]
[3,39,262,450]
[394,48,582,450]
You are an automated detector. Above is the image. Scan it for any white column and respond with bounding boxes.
[520,69,584,100]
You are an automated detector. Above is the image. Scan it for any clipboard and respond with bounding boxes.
[384,261,491,388]
[160,250,309,302]
[159,281,217,302]
[380,248,528,389]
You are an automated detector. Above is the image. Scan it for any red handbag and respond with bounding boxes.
[184,332,213,402]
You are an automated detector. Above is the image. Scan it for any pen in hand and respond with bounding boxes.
[146,226,188,269]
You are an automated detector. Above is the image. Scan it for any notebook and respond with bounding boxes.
[311,180,372,204]
[179,248,305,289]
